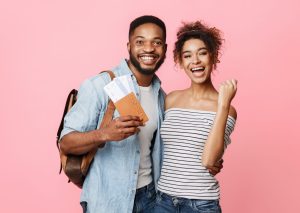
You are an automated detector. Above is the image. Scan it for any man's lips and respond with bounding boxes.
[138,54,158,65]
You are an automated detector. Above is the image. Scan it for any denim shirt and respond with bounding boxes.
[60,59,165,213]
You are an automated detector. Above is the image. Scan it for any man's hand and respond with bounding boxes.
[100,115,144,142]
[208,159,224,176]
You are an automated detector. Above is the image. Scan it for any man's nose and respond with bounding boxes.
[143,42,155,52]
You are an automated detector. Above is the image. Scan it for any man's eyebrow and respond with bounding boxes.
[133,36,163,40]
[134,36,145,39]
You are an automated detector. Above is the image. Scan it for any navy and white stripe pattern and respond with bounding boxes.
[157,108,236,200]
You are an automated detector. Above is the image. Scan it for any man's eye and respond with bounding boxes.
[153,41,162,46]
[136,40,143,45]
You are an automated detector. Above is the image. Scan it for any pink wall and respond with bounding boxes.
[1,0,299,212]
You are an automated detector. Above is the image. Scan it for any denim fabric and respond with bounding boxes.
[154,191,221,213]
[81,183,156,213]
[133,182,156,213]
[80,202,87,213]
[60,59,165,213]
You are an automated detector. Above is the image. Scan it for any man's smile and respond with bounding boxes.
[138,54,159,65]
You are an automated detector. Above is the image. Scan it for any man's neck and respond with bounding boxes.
[127,60,154,87]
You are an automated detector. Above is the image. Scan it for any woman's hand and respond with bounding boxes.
[218,79,237,109]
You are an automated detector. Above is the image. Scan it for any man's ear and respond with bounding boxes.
[127,42,130,52]
[162,43,167,60]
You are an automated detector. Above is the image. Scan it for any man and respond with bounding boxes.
[60,15,222,213]
[60,15,167,213]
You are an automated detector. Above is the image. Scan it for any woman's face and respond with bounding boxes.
[180,38,213,84]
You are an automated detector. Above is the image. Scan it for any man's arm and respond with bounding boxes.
[60,115,143,155]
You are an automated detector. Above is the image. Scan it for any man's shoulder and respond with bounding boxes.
[83,59,126,82]
[81,70,117,89]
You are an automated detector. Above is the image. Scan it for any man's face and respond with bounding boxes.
[127,23,167,76]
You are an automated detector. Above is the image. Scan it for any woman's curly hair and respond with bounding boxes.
[174,21,223,70]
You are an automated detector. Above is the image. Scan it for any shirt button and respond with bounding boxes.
[132,190,135,193]
[136,150,140,154]
[134,171,137,175]
[136,93,139,96]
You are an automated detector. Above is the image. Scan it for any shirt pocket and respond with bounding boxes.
[108,139,129,148]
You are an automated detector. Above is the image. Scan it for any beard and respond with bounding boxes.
[129,51,165,76]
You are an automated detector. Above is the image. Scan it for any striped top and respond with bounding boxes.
[157,108,236,200]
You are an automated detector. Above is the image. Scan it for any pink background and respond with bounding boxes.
[1,0,299,212]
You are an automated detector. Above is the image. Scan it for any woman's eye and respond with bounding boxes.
[183,55,191,58]
[199,51,208,55]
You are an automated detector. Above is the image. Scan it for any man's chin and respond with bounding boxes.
[129,53,164,76]
[137,67,157,76]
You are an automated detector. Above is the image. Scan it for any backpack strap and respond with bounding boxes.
[58,70,116,175]
[98,70,116,128]
[80,70,116,175]
[56,89,77,149]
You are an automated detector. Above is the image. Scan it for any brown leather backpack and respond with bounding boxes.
[56,70,115,188]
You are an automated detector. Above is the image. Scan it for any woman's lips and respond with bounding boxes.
[190,66,205,77]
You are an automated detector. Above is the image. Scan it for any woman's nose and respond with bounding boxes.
[192,55,200,64]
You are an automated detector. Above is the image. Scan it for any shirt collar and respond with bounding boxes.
[117,59,134,76]
[117,59,162,87]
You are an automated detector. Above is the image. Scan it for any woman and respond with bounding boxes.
[154,21,237,213]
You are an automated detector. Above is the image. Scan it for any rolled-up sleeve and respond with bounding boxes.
[60,78,103,140]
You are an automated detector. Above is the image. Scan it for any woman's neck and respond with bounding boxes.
[188,80,217,101]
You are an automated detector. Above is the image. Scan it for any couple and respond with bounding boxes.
[59,15,237,213]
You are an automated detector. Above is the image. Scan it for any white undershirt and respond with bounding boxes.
[136,85,158,189]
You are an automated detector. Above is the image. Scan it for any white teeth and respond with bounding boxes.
[141,56,154,61]
[191,67,204,71]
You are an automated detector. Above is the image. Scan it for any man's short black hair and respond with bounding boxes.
[129,15,166,41]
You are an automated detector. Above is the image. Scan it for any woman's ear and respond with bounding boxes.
[178,59,183,69]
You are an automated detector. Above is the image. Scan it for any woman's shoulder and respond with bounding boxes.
[165,90,187,110]
[166,90,185,100]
